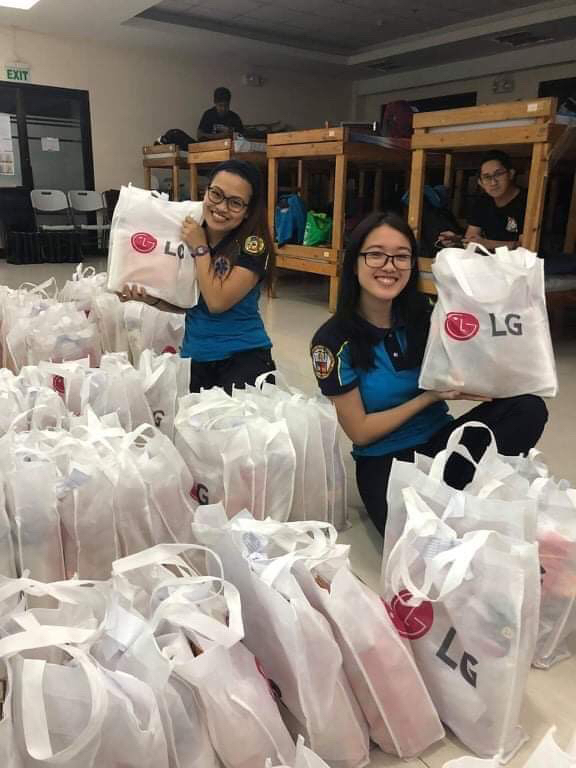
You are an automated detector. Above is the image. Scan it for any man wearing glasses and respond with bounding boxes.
[440,150,526,250]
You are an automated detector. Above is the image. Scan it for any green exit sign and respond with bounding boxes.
[5,65,31,83]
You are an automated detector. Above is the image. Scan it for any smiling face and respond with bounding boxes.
[356,223,413,304]
[478,158,515,201]
[203,170,252,236]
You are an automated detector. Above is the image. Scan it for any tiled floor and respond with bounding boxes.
[1,259,575,766]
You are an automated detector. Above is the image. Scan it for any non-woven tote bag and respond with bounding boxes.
[293,553,444,758]
[107,185,202,309]
[0,626,170,768]
[382,422,538,569]
[193,509,370,768]
[384,488,541,760]
[419,244,557,398]
[530,478,576,668]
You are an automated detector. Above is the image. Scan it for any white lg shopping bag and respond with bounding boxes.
[294,553,444,758]
[193,508,370,768]
[419,244,557,398]
[107,185,202,309]
[384,488,540,760]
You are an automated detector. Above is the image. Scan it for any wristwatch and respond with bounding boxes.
[191,245,210,258]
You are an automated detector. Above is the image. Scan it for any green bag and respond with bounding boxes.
[303,212,332,246]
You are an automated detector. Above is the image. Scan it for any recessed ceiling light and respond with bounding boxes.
[0,0,41,9]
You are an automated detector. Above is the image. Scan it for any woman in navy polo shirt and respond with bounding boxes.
[121,159,275,392]
[310,212,547,535]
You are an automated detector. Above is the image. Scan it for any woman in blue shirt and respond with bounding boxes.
[310,212,547,535]
[121,159,275,392]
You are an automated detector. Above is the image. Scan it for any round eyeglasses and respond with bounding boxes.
[360,251,413,270]
[207,186,249,213]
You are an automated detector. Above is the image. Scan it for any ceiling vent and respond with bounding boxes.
[494,31,554,48]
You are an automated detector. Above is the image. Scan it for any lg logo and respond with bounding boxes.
[445,312,523,340]
[191,482,209,505]
[131,232,187,260]
[436,627,478,689]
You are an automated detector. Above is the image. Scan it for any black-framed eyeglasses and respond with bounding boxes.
[479,169,508,185]
[207,185,249,213]
[360,251,413,270]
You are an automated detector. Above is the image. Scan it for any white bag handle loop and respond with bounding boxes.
[386,488,489,603]
[20,646,107,762]
[429,422,498,481]
[112,542,224,583]
[255,370,292,393]
[151,580,244,648]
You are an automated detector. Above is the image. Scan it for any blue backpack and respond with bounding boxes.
[275,195,307,246]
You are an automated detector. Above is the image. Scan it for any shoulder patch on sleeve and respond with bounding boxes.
[311,345,335,380]
[244,235,265,256]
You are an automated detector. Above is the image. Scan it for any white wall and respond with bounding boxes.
[0,25,351,192]
[355,60,576,123]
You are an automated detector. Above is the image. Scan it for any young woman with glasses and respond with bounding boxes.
[440,150,526,250]
[310,211,547,536]
[120,159,275,392]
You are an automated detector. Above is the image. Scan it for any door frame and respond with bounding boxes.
[0,81,95,191]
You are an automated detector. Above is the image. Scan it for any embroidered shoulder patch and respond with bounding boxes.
[311,345,335,380]
[244,235,265,256]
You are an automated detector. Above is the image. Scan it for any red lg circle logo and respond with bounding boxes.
[131,232,157,254]
[52,375,65,397]
[385,590,434,639]
[162,346,177,354]
[445,312,480,341]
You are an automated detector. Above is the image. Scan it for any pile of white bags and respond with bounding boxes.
[0,267,186,374]
[106,185,202,309]
[192,507,444,762]
[381,423,576,759]
[419,244,557,398]
[0,540,305,768]
[0,351,189,440]
[175,374,348,528]
[0,413,198,580]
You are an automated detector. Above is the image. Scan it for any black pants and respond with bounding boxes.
[189,347,275,394]
[355,395,549,536]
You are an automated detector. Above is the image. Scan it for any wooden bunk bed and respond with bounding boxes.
[142,144,188,201]
[267,127,409,312]
[407,98,576,334]
[188,138,267,200]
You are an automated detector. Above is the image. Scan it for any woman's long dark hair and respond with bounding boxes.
[336,211,431,370]
[206,160,275,284]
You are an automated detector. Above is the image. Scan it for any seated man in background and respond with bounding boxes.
[440,150,527,250]
[198,87,244,141]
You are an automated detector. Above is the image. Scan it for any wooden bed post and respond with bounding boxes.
[331,153,348,312]
[189,164,199,201]
[268,156,279,298]
[524,141,550,252]
[144,166,152,191]
[408,149,425,240]
[172,163,180,201]
[565,172,576,254]
[443,153,454,190]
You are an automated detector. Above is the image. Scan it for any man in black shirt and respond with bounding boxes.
[440,150,527,250]
[198,87,244,141]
